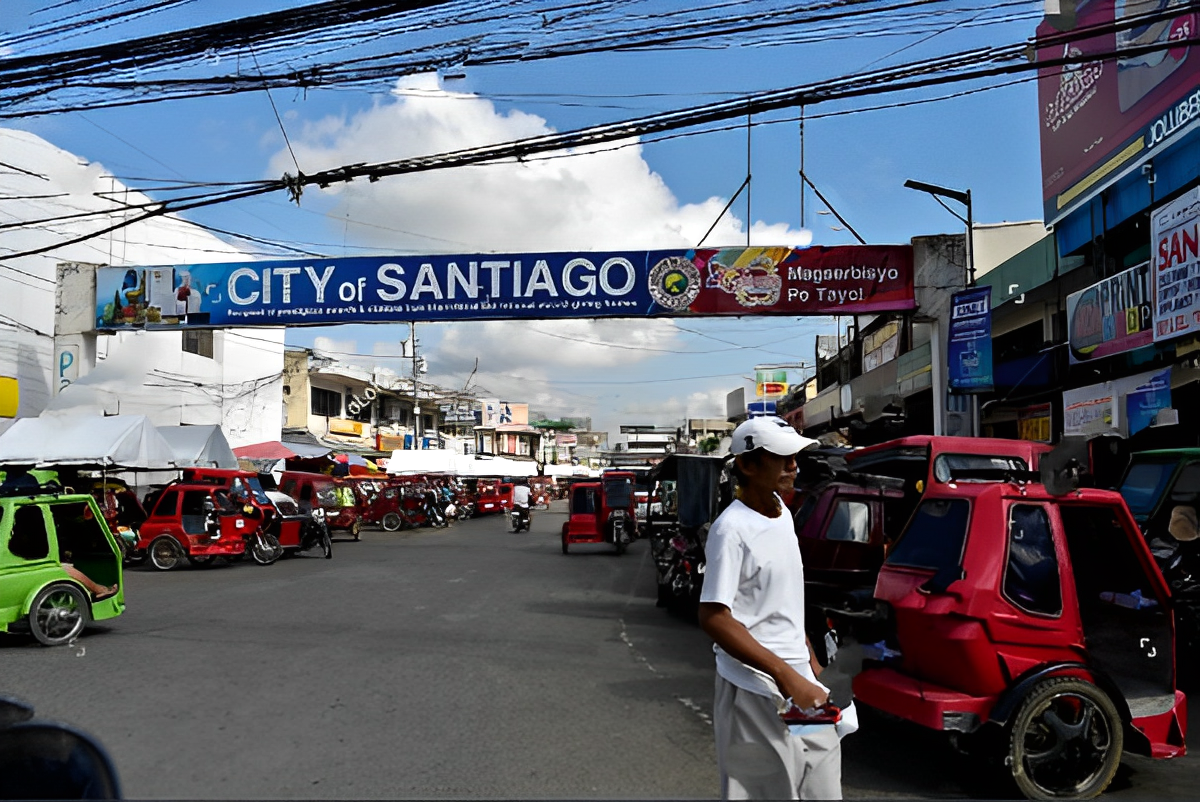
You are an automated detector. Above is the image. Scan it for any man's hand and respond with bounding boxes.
[699,602,828,709]
[774,663,828,710]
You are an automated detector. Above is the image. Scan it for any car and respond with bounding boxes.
[0,484,124,645]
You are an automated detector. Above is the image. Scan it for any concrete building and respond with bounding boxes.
[0,129,283,446]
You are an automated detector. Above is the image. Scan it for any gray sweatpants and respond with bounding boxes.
[713,674,842,801]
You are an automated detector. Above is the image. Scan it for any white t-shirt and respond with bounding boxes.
[512,485,532,507]
[700,497,820,702]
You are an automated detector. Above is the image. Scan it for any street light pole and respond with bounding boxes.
[903,179,974,284]
[905,178,978,436]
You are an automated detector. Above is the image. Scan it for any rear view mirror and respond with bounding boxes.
[0,721,121,799]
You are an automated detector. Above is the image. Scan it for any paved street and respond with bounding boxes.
[4,504,1200,799]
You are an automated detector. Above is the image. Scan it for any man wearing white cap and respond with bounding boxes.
[698,415,840,800]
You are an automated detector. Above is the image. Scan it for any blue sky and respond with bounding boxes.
[1,1,1048,436]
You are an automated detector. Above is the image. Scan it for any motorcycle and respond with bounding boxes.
[510,504,531,533]
[655,532,706,609]
[244,504,284,566]
[297,508,334,558]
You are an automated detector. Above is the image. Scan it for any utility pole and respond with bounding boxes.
[409,321,422,449]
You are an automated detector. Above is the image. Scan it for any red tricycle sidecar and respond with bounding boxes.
[852,479,1186,799]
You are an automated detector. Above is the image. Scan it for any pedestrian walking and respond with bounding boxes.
[698,416,843,800]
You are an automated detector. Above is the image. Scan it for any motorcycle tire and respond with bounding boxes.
[320,528,333,559]
[251,532,284,566]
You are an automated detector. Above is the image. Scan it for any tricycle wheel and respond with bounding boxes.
[251,532,284,566]
[381,512,403,532]
[149,536,184,571]
[1007,677,1122,800]
[321,528,333,559]
[615,538,626,555]
[29,583,89,646]
[562,537,569,555]
[350,520,361,541]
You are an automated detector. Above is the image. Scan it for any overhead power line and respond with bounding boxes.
[1,20,1189,260]
[0,0,1033,117]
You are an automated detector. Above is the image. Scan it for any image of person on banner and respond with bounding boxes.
[175,272,194,320]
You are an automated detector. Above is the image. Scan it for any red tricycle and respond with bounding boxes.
[851,473,1187,799]
[182,468,307,554]
[561,471,637,555]
[136,481,257,569]
[474,479,513,517]
[280,471,362,541]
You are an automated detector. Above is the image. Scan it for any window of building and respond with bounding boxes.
[424,414,433,431]
[311,387,340,417]
[182,329,214,358]
[517,437,531,457]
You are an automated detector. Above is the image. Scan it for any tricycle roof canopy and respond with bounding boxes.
[93,245,914,331]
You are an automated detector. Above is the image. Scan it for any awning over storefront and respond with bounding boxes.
[233,440,331,460]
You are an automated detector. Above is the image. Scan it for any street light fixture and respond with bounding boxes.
[904,179,974,284]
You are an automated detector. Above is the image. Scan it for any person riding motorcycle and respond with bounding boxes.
[511,479,532,530]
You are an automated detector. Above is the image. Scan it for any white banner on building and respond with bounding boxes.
[1151,186,1200,343]
[1062,367,1175,436]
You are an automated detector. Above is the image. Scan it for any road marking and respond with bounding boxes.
[675,696,712,726]
[618,617,659,674]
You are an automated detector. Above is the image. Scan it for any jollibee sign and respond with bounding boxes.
[93,245,913,330]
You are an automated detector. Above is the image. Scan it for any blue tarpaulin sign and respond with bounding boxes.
[91,245,915,330]
[1125,367,1172,436]
[948,286,993,393]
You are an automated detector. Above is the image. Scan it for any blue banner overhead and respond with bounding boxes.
[947,286,994,393]
[92,245,915,330]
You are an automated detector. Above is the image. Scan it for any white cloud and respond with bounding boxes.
[269,73,810,253]
[270,75,812,427]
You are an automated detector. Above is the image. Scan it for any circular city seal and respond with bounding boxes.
[648,257,701,311]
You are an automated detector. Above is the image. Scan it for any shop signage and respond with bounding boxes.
[1126,367,1173,436]
[1017,403,1053,443]
[1066,262,1153,363]
[556,433,578,447]
[947,287,994,393]
[1037,2,1200,224]
[92,245,914,331]
[1062,367,1175,436]
[862,320,900,373]
[1063,383,1114,436]
[755,369,788,398]
[1151,186,1200,342]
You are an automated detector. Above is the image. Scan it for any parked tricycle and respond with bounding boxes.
[0,480,124,645]
[474,480,513,516]
[645,455,726,610]
[280,471,361,540]
[852,470,1187,800]
[136,481,259,569]
[561,471,638,555]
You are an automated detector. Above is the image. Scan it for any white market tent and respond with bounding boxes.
[157,424,238,469]
[0,412,177,469]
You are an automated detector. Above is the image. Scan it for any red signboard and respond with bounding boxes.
[1038,0,1199,224]
[675,245,914,317]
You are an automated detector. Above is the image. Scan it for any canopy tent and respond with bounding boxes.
[233,440,332,460]
[157,424,238,469]
[0,412,177,469]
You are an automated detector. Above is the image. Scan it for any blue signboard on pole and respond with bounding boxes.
[948,286,993,393]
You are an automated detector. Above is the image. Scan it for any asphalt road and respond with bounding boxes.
[3,503,1200,799]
